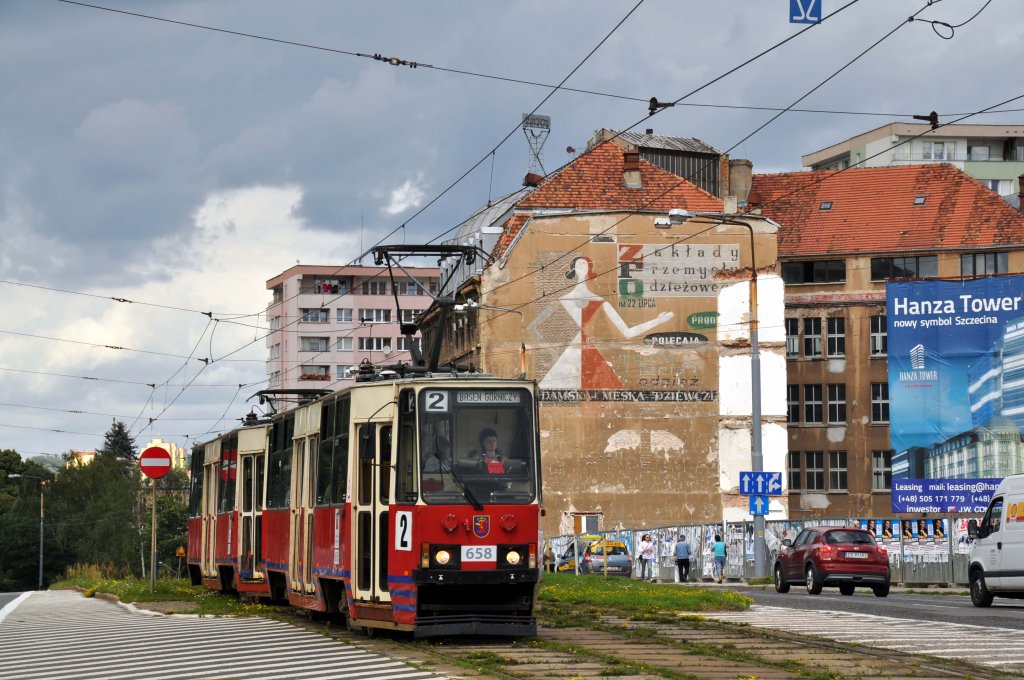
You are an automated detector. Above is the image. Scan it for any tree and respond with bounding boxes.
[97,420,137,464]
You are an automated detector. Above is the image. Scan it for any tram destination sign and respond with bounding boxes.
[457,391,521,404]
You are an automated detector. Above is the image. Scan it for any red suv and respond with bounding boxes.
[774,527,890,597]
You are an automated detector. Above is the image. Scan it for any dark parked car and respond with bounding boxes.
[774,527,890,597]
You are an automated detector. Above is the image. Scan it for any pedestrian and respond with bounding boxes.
[638,533,654,581]
[712,534,727,583]
[674,534,692,582]
[543,541,555,573]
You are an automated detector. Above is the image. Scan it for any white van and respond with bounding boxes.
[968,473,1024,606]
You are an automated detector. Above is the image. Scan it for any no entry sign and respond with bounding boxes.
[139,446,172,479]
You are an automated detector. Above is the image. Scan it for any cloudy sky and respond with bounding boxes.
[1,0,1020,460]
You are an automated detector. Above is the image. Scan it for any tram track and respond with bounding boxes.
[291,602,1020,680]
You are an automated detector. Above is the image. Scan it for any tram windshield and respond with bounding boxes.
[418,387,537,505]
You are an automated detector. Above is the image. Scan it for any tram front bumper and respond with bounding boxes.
[413,567,539,586]
[412,568,539,637]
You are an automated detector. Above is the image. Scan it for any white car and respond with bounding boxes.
[968,473,1024,606]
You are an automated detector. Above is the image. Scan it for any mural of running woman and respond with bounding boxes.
[537,256,673,389]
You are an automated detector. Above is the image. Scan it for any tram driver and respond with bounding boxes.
[468,427,505,474]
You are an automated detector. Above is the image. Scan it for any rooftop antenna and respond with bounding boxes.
[522,113,551,176]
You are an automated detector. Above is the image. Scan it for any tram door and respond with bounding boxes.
[288,436,316,593]
[237,426,269,580]
[201,440,220,578]
[238,454,265,579]
[352,422,393,603]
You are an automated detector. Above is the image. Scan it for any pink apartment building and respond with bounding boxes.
[265,264,440,392]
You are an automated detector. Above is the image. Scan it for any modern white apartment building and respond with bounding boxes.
[265,264,440,392]
[803,122,1024,197]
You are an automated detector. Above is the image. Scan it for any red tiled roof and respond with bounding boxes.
[750,164,1024,257]
[494,142,723,256]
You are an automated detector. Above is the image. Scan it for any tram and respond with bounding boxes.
[187,244,541,637]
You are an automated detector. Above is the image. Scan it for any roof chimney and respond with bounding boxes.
[523,172,544,187]
[729,159,753,205]
[623,150,642,189]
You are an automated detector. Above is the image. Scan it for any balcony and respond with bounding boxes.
[299,373,331,381]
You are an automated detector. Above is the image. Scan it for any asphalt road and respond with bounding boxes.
[0,592,24,613]
[739,586,1024,630]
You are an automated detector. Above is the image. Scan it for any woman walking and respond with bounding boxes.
[712,534,727,583]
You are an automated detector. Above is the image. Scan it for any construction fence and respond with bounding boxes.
[548,517,979,585]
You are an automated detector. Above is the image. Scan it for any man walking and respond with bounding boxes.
[674,534,692,582]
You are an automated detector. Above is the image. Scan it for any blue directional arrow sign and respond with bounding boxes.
[739,471,783,496]
[749,495,769,516]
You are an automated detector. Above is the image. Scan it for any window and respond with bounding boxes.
[827,384,846,423]
[805,451,824,490]
[399,309,419,324]
[269,343,281,360]
[870,256,937,280]
[336,364,353,379]
[359,336,388,352]
[269,316,281,331]
[300,336,329,352]
[429,279,439,294]
[336,308,353,323]
[870,315,887,356]
[300,364,329,378]
[819,201,832,210]
[826,317,845,357]
[962,252,1008,277]
[871,382,889,423]
[829,451,847,491]
[968,145,990,161]
[268,370,281,388]
[337,337,353,351]
[872,450,893,491]
[781,259,846,284]
[913,195,926,206]
[785,318,799,357]
[923,141,954,160]
[361,280,388,295]
[804,384,823,423]
[300,308,329,323]
[787,385,800,423]
[396,281,419,295]
[396,336,408,351]
[803,318,822,357]
[359,309,391,324]
[788,451,802,491]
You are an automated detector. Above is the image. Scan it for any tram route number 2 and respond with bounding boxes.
[395,511,412,551]
[423,390,449,412]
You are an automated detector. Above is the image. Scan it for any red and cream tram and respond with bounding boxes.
[187,374,542,637]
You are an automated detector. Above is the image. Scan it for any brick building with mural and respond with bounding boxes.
[422,139,788,536]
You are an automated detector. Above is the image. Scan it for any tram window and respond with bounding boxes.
[395,389,417,504]
[315,437,334,506]
[379,425,392,504]
[358,423,375,505]
[242,456,254,513]
[266,448,292,508]
[256,456,266,510]
[188,447,204,517]
[218,435,238,514]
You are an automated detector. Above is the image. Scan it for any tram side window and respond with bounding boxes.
[316,399,336,506]
[266,416,294,509]
[187,446,204,517]
[396,389,417,504]
[330,396,350,505]
[218,434,238,514]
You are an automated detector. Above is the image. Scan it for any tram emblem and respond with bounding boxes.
[473,515,490,538]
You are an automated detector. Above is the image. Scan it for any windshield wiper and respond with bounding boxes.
[434,450,483,511]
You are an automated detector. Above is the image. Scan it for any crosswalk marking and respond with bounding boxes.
[705,604,1024,672]
[0,591,450,680]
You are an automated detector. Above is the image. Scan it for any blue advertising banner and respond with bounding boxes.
[887,276,1024,511]
[891,478,1001,513]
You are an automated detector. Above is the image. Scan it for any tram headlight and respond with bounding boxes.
[505,550,521,566]
[435,549,451,566]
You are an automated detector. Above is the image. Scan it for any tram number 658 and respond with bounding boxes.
[462,545,496,562]
[395,511,412,551]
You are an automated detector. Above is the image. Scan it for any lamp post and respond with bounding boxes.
[10,473,47,590]
[666,209,768,578]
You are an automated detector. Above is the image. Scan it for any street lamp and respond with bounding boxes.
[9,473,48,590]
[667,209,769,578]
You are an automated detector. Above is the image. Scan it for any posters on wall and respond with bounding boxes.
[887,276,1024,512]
